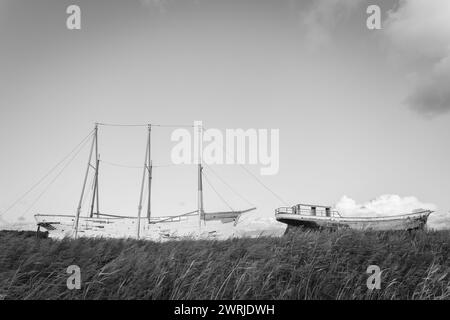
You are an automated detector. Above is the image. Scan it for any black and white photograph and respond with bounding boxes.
[0,0,449,311]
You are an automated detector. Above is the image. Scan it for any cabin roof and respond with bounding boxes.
[293,203,332,209]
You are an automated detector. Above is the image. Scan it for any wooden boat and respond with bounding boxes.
[34,123,255,240]
[35,208,255,240]
[275,204,432,233]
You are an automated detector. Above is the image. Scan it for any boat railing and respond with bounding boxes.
[275,206,342,218]
[150,210,199,224]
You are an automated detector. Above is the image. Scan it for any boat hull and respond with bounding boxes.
[276,211,432,233]
[34,214,240,241]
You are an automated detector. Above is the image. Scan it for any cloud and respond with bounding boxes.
[428,210,450,230]
[336,194,436,216]
[406,56,450,116]
[296,0,450,116]
[384,0,450,116]
[300,0,363,50]
[335,194,449,229]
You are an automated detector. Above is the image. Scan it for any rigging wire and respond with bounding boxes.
[152,124,196,128]
[96,123,148,127]
[235,163,289,206]
[203,164,255,208]
[100,160,142,169]
[97,122,195,128]
[0,129,95,218]
[19,134,92,218]
[100,160,179,169]
[97,123,286,205]
[203,171,234,211]
[202,126,289,206]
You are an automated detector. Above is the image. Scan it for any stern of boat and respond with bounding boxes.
[34,214,75,238]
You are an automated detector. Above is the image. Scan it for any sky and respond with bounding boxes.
[0,0,449,228]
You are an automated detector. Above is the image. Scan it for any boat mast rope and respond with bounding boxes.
[203,164,255,208]
[96,122,195,128]
[0,129,95,220]
[19,134,93,219]
[203,126,290,207]
[202,171,234,212]
[99,159,179,169]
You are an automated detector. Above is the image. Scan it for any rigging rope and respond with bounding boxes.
[235,163,289,206]
[100,160,179,169]
[203,171,234,211]
[19,134,92,218]
[0,129,95,218]
[100,160,142,169]
[202,126,290,206]
[97,123,195,128]
[203,164,255,208]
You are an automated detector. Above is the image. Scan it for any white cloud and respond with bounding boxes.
[336,194,436,216]
[335,194,449,229]
[384,0,450,116]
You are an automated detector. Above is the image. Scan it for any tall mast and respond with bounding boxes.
[136,124,150,239]
[147,125,152,223]
[95,157,100,217]
[90,124,99,218]
[197,122,204,228]
[89,159,99,218]
[74,126,97,238]
[198,163,204,225]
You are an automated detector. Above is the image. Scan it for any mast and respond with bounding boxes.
[95,157,100,217]
[136,124,150,239]
[90,124,99,218]
[197,122,204,228]
[74,126,97,238]
[147,161,152,223]
[198,163,204,225]
[89,159,99,218]
[147,126,152,223]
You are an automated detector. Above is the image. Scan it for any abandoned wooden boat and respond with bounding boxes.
[35,123,255,240]
[35,208,255,240]
[275,204,432,233]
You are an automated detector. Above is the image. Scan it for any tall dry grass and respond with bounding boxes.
[0,229,448,300]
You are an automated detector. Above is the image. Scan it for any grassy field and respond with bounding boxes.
[0,229,449,300]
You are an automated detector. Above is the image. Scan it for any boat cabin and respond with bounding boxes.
[292,204,333,217]
[275,203,340,218]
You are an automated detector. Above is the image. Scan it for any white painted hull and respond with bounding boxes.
[34,214,239,241]
[276,210,432,232]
